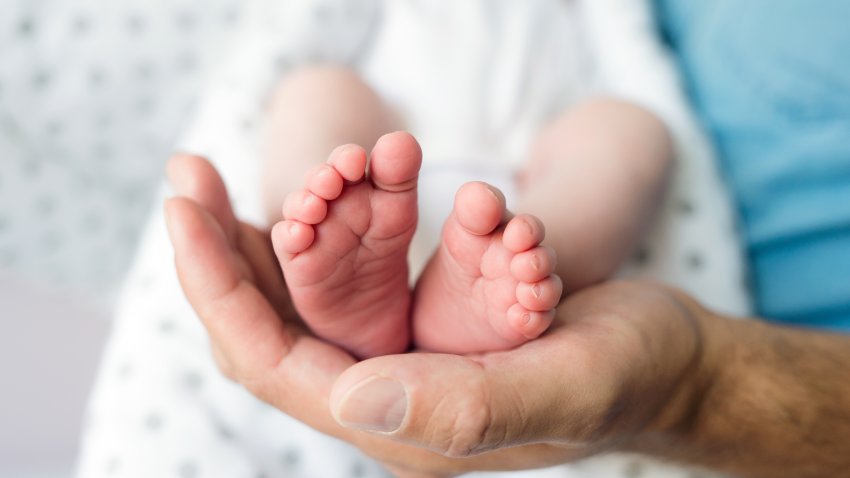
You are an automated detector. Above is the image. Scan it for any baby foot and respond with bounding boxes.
[271,132,421,359]
[412,182,562,353]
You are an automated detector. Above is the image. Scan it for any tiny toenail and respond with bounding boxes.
[531,284,542,299]
[302,193,313,204]
[522,313,532,325]
[317,166,331,176]
[523,219,534,235]
[287,222,297,235]
[530,254,540,271]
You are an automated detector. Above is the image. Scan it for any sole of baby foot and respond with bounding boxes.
[412,181,562,353]
[271,131,422,359]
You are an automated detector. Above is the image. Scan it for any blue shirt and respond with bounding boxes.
[655,1,850,331]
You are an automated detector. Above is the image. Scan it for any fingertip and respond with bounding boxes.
[166,153,212,197]
[164,196,242,306]
[165,153,238,244]
[163,195,179,219]
[165,153,190,194]
[331,374,408,433]
[163,196,205,245]
[163,196,184,241]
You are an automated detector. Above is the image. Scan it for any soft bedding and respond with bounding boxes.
[77,1,746,477]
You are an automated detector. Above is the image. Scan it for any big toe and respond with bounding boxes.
[369,131,422,192]
[454,181,506,236]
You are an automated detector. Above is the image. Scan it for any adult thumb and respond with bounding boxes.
[328,352,565,458]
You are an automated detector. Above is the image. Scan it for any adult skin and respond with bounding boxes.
[164,155,850,478]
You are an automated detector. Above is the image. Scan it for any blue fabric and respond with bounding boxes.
[655,0,850,331]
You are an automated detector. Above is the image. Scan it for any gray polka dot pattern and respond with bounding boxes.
[182,371,204,391]
[116,361,134,379]
[177,461,198,478]
[281,448,301,467]
[74,1,746,478]
[144,413,164,431]
[105,456,121,475]
[0,0,240,301]
[351,461,367,478]
[215,422,235,441]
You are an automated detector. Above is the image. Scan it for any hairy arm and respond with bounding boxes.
[518,97,673,291]
[638,299,850,478]
[164,175,850,478]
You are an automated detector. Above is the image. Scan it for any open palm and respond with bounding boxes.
[165,154,704,477]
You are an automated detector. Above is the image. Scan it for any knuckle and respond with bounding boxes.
[447,408,491,457]
[428,379,506,458]
[441,401,492,458]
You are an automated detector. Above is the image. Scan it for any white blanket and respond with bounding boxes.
[78,1,746,477]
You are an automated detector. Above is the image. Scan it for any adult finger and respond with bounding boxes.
[328,326,616,458]
[167,154,239,246]
[164,197,291,378]
[165,196,357,437]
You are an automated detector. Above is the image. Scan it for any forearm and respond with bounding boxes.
[518,97,673,291]
[642,303,850,477]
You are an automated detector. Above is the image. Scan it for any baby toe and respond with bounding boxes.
[272,220,315,256]
[507,304,556,340]
[328,144,368,183]
[306,164,344,200]
[516,275,563,311]
[510,246,557,282]
[283,190,327,225]
[369,131,422,192]
[454,181,506,236]
[502,214,545,253]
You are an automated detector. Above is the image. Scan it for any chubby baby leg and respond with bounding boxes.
[262,65,400,224]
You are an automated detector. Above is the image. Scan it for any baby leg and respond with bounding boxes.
[518,98,673,292]
[262,66,400,224]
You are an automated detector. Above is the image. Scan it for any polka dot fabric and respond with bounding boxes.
[0,0,241,299]
[77,1,744,477]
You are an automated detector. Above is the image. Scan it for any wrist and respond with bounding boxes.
[629,290,734,452]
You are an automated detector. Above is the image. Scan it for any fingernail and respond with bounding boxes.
[336,376,407,433]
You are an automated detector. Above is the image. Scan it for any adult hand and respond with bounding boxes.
[163,154,713,476]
